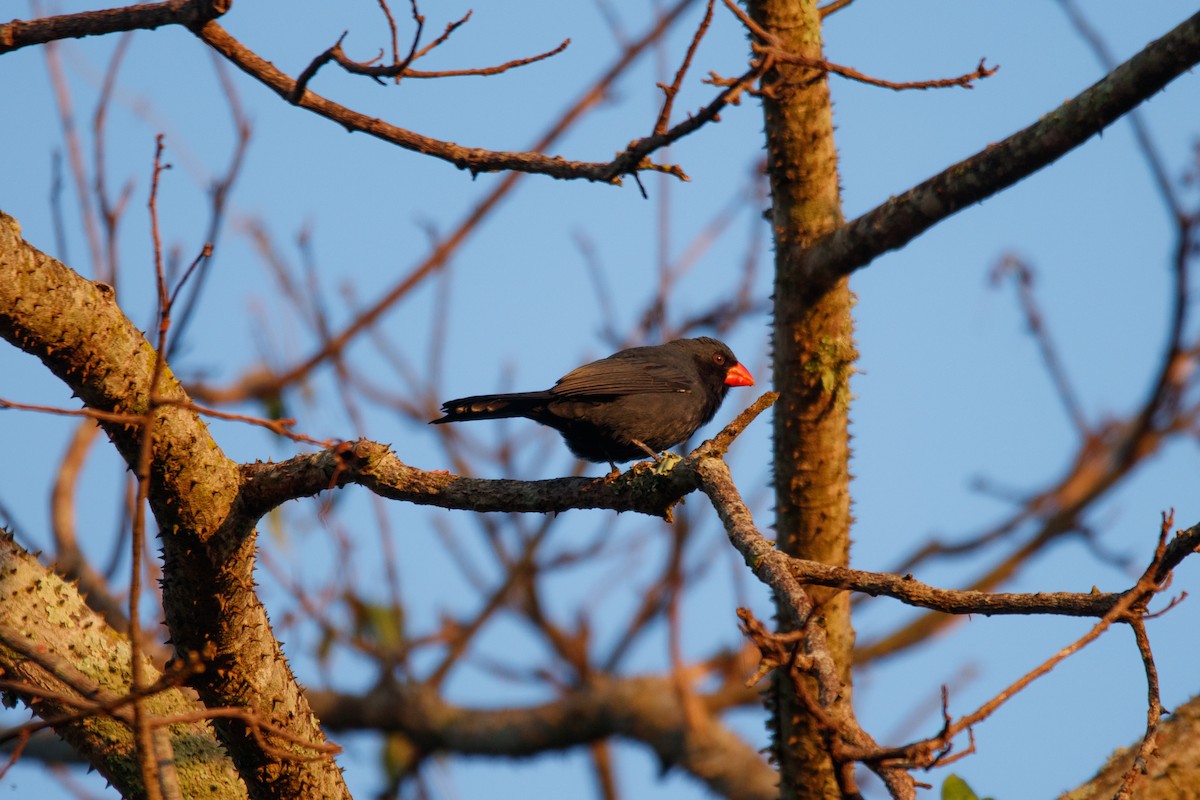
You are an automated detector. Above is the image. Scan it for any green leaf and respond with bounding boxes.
[942,774,983,800]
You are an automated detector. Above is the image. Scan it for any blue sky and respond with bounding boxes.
[2,2,1199,798]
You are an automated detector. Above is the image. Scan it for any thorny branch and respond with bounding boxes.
[703,461,1195,797]
[238,392,778,522]
[847,514,1183,779]
[694,456,917,799]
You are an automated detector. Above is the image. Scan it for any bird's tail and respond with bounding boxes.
[430,392,552,424]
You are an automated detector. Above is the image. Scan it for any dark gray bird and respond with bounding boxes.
[431,337,754,465]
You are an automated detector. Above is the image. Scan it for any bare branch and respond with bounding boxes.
[801,11,1200,287]
[694,457,916,798]
[194,20,682,183]
[309,676,778,800]
[991,254,1090,436]
[1113,617,1164,799]
[327,24,571,80]
[238,393,777,521]
[818,0,854,17]
[725,0,997,92]
[654,0,715,136]
[0,0,230,55]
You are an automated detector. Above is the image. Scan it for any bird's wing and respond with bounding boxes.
[551,350,691,397]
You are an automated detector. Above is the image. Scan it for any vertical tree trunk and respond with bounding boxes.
[747,1,855,797]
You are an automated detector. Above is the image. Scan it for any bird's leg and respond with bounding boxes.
[631,439,662,462]
[630,438,681,475]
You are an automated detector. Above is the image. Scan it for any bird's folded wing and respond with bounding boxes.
[551,354,691,397]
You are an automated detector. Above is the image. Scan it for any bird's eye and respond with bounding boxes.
[712,353,726,366]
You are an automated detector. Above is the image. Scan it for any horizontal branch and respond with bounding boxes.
[193,20,685,183]
[333,35,571,80]
[725,0,997,92]
[240,440,695,518]
[719,494,1200,621]
[238,392,778,520]
[0,0,229,54]
[801,10,1200,285]
[793,557,1126,619]
[309,676,776,800]
[239,384,1198,626]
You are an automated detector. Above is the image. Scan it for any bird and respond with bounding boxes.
[431,337,754,467]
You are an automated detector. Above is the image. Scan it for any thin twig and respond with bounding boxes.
[850,513,1180,770]
[129,133,173,800]
[818,0,855,17]
[377,0,402,71]
[991,254,1090,435]
[189,0,702,406]
[724,0,997,91]
[654,0,714,136]
[1113,617,1163,798]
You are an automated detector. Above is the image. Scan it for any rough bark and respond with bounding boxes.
[0,211,348,800]
[746,0,854,797]
[0,532,248,799]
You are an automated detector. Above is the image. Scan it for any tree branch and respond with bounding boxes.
[803,10,1200,286]
[0,210,347,800]
[694,457,917,799]
[310,676,777,800]
[0,531,246,799]
[239,392,778,521]
[193,20,687,183]
[0,0,230,55]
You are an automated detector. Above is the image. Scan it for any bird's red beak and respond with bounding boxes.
[724,363,754,387]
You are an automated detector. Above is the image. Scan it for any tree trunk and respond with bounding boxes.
[748,1,855,797]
